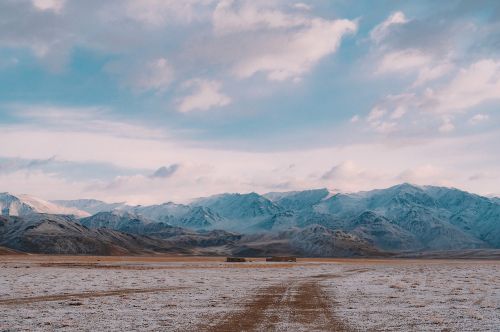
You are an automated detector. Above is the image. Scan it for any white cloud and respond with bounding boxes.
[124,0,214,26]
[376,50,452,89]
[177,79,231,113]
[469,113,489,125]
[370,11,408,44]
[212,1,357,82]
[377,49,432,74]
[0,170,88,201]
[213,0,307,34]
[429,59,500,113]
[232,18,357,81]
[321,160,387,192]
[427,60,500,115]
[2,1,217,73]
[367,107,387,122]
[31,0,66,13]
[3,1,356,84]
[366,107,398,133]
[373,121,397,134]
[367,59,500,135]
[350,115,360,123]
[293,3,312,11]
[1,2,500,203]
[370,12,452,91]
[398,164,451,186]
[1,116,499,203]
[134,58,174,92]
[389,106,406,119]
[10,104,166,140]
[106,57,174,93]
[322,160,366,180]
[438,117,455,133]
[412,62,453,87]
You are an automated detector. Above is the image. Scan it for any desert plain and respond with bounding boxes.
[0,255,499,331]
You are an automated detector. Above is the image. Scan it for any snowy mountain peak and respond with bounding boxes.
[193,192,282,220]
[2,184,500,253]
[53,199,127,215]
[264,188,331,212]
[1,193,90,217]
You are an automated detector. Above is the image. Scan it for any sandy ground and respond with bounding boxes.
[0,256,499,331]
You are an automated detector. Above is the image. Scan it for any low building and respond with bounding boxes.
[226,257,246,262]
[266,256,296,262]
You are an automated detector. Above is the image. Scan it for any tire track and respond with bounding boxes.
[203,275,352,332]
[0,286,184,305]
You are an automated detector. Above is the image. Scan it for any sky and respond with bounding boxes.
[0,0,500,204]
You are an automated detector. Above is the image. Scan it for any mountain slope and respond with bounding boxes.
[78,211,241,248]
[232,224,383,257]
[0,193,35,216]
[349,211,419,251]
[264,188,330,211]
[0,214,183,255]
[52,199,126,215]
[2,183,498,255]
[192,192,283,231]
[119,203,224,229]
[312,184,498,250]
[1,193,89,217]
[194,193,282,219]
[79,211,157,234]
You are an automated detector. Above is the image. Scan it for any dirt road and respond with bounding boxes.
[204,274,351,332]
[0,286,184,305]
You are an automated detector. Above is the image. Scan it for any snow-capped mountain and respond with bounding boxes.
[348,211,419,251]
[119,202,224,229]
[313,183,500,249]
[0,193,89,217]
[79,210,156,234]
[0,193,34,216]
[264,188,330,211]
[192,192,283,231]
[193,192,282,219]
[55,199,224,230]
[52,199,127,215]
[2,184,499,255]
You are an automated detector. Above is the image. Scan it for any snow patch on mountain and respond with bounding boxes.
[53,199,127,215]
[1,193,89,217]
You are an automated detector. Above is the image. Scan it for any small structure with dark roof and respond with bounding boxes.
[266,256,296,262]
[226,257,246,262]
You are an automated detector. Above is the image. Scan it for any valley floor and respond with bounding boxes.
[0,256,499,331]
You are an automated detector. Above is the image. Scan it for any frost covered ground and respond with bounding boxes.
[323,260,500,331]
[0,256,499,331]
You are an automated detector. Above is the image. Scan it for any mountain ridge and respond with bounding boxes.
[1,183,499,256]
[0,193,89,218]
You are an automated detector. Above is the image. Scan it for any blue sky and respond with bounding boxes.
[1,0,499,204]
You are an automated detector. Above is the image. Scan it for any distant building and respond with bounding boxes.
[226,257,246,262]
[266,256,297,262]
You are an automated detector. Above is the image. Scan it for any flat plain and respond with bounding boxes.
[1,255,499,331]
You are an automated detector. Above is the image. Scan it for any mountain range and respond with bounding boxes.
[1,183,499,257]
